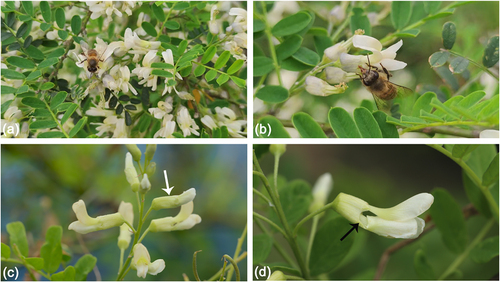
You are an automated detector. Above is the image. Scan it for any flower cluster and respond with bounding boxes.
[208,3,248,60]
[305,34,407,97]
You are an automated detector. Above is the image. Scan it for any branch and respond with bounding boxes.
[374,204,478,280]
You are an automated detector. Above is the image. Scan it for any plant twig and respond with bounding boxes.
[223,255,240,281]
[254,212,287,238]
[193,250,202,281]
[226,225,247,281]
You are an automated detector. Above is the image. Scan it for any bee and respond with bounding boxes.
[358,55,413,115]
[79,41,106,75]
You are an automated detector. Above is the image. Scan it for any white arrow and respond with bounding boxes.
[162,169,175,195]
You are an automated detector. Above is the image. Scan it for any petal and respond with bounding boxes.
[339,53,365,72]
[151,188,196,210]
[174,201,194,222]
[353,35,382,52]
[384,40,403,55]
[132,243,151,266]
[136,265,148,279]
[368,193,434,221]
[378,59,407,71]
[331,193,370,227]
[118,202,134,224]
[72,200,98,225]
[365,216,425,239]
[68,221,99,234]
[148,259,166,275]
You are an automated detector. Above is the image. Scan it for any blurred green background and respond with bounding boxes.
[254,144,498,280]
[2,144,247,281]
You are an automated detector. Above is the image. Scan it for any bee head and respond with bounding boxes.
[87,66,98,73]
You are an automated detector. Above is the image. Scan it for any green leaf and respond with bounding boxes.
[50,91,67,110]
[30,120,58,130]
[314,35,333,57]
[227,59,245,75]
[350,7,371,35]
[193,65,206,77]
[214,51,231,69]
[38,57,59,69]
[16,85,28,95]
[2,69,25,80]
[253,234,273,264]
[291,47,320,66]
[230,76,246,88]
[71,15,81,33]
[442,22,456,49]
[391,1,413,30]
[142,22,157,37]
[2,85,16,94]
[414,249,436,279]
[271,12,312,37]
[16,22,28,38]
[452,145,479,159]
[463,171,492,218]
[6,222,29,257]
[201,46,216,64]
[69,117,87,137]
[58,30,68,40]
[151,62,174,69]
[253,18,265,33]
[22,97,45,108]
[6,56,35,69]
[40,22,51,32]
[26,257,44,270]
[483,36,499,68]
[41,82,55,90]
[51,266,76,281]
[40,226,62,274]
[61,103,77,125]
[449,57,468,74]
[164,20,180,30]
[412,92,437,117]
[255,85,289,103]
[205,69,217,82]
[422,9,455,22]
[429,51,449,67]
[309,217,355,276]
[276,34,303,61]
[40,1,51,22]
[457,90,485,109]
[152,3,166,22]
[424,1,441,14]
[372,111,399,138]
[25,45,45,60]
[470,236,499,264]
[253,56,274,77]
[38,132,66,138]
[216,73,229,86]
[328,107,361,138]
[281,57,311,71]
[353,107,383,138]
[429,188,467,254]
[256,116,290,138]
[466,145,497,181]
[2,243,11,259]
[21,1,34,16]
[151,69,173,78]
[74,254,97,281]
[477,95,499,121]
[273,180,312,225]
[292,112,327,138]
[55,8,65,28]
[482,154,499,187]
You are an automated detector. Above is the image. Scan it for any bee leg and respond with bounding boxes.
[79,58,88,64]
[380,63,392,80]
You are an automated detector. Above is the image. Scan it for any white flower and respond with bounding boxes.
[68,200,125,234]
[161,49,183,95]
[266,1,300,26]
[149,201,202,232]
[176,91,195,100]
[227,8,247,33]
[201,115,218,129]
[103,65,138,95]
[309,173,333,213]
[153,114,177,138]
[223,41,246,61]
[149,98,173,119]
[140,173,151,194]
[329,5,345,25]
[131,243,166,278]
[76,38,118,77]
[151,188,196,210]
[117,201,134,249]
[88,1,123,20]
[325,67,358,84]
[176,107,200,137]
[208,5,220,34]
[332,193,434,239]
[305,76,348,96]
[340,35,406,72]
[214,107,246,137]
[123,28,161,62]
[1,107,23,138]
[124,152,140,192]
[122,1,137,16]
[132,50,160,91]
[479,130,499,138]
[234,33,247,49]
[323,39,353,62]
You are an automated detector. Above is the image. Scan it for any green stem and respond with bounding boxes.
[428,144,499,221]
[445,49,499,81]
[136,227,150,245]
[439,218,495,280]
[331,5,352,42]
[118,248,125,274]
[227,225,247,281]
[293,203,334,237]
[253,188,272,205]
[223,255,240,281]
[124,220,136,233]
[273,154,280,190]
[193,250,202,281]
[260,2,283,86]
[401,121,492,134]
[254,217,297,268]
[42,99,70,138]
[306,216,320,266]
[254,212,287,237]
[207,253,247,281]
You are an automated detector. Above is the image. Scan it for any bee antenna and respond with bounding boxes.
[366,54,372,71]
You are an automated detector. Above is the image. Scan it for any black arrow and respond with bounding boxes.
[340,223,359,241]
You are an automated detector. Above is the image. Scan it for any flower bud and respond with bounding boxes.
[145,144,157,161]
[146,162,157,176]
[68,200,125,234]
[140,174,151,194]
[309,173,333,213]
[131,243,166,278]
[268,271,286,281]
[118,201,134,249]
[269,144,286,157]
[125,153,140,192]
[151,188,196,210]
[305,76,348,96]
[126,145,142,162]
[149,214,202,232]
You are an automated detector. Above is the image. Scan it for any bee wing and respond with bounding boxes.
[372,94,392,114]
[80,41,89,53]
[391,82,415,116]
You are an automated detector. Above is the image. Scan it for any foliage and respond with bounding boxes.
[1,1,247,138]
[253,1,499,138]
